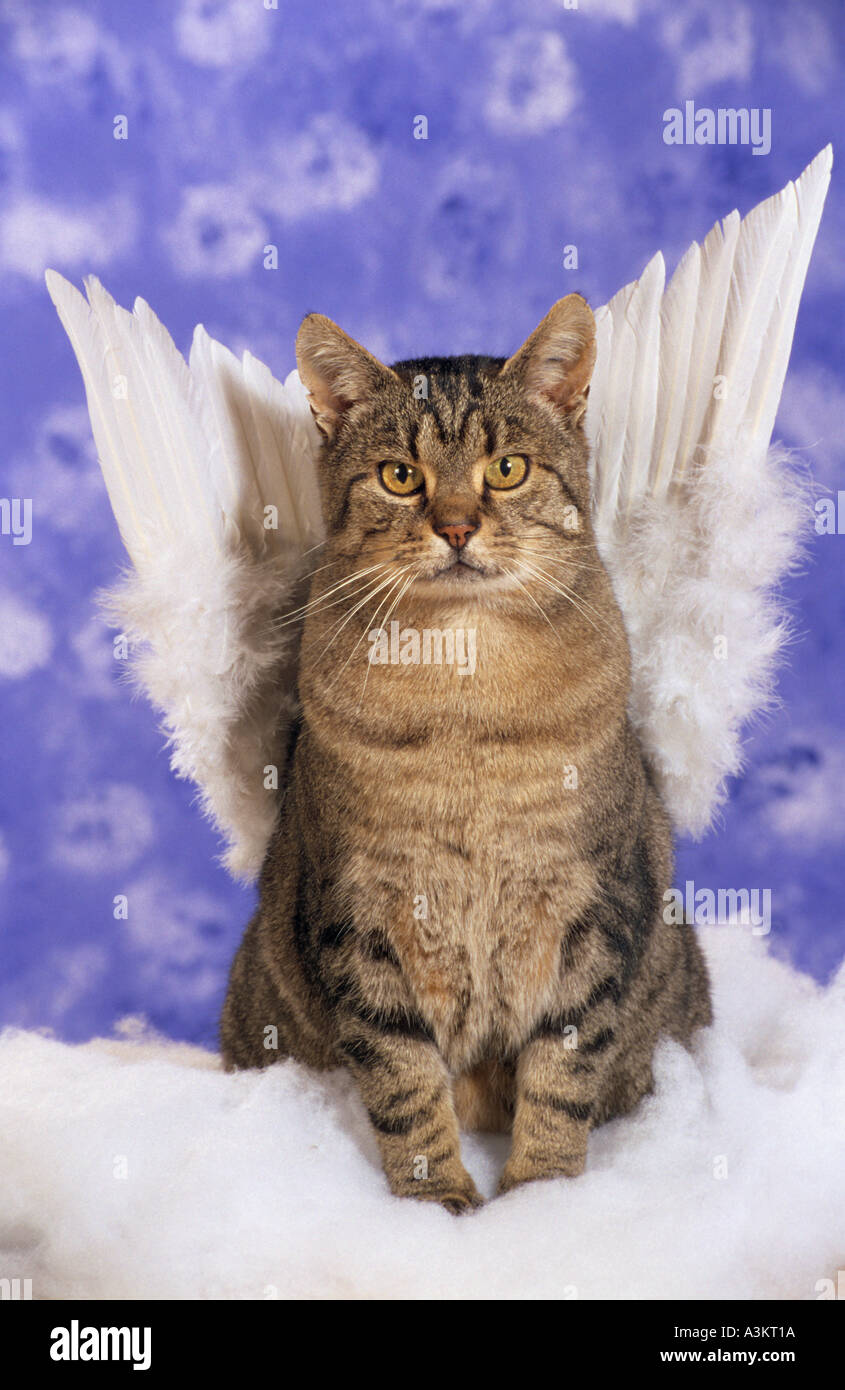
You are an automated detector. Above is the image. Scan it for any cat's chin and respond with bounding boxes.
[412,565,516,599]
[419,560,483,583]
[436,565,483,583]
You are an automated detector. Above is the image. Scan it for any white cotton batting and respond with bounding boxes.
[0,930,842,1300]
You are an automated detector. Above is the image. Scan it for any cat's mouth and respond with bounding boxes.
[430,554,486,582]
[407,547,524,593]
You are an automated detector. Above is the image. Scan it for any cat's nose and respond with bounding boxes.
[436,520,478,550]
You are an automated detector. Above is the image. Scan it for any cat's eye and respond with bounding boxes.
[484,455,528,490]
[379,460,424,495]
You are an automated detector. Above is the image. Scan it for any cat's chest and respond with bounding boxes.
[342,780,599,1067]
[404,852,596,1066]
[305,644,622,1064]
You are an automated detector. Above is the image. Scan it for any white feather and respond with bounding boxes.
[84,276,208,550]
[649,240,700,499]
[747,145,834,449]
[616,252,665,519]
[46,268,323,880]
[590,286,634,523]
[666,208,741,486]
[701,185,796,458]
[584,302,612,527]
[45,271,151,560]
[588,146,832,837]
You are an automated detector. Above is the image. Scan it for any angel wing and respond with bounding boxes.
[46,145,831,877]
[586,145,832,834]
[45,268,324,880]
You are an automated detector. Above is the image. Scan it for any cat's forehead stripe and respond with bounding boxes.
[417,400,449,447]
[455,400,480,444]
[406,417,420,460]
[412,392,497,458]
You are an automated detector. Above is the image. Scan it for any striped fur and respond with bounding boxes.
[221,298,712,1211]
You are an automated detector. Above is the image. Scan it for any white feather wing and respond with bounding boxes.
[46,270,324,880]
[46,147,831,870]
[586,146,832,836]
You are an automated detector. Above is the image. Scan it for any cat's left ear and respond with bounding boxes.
[501,294,596,425]
[296,313,398,441]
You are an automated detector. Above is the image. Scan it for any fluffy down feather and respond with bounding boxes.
[103,545,303,879]
[601,441,809,836]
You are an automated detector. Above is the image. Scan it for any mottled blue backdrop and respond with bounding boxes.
[0,0,842,1047]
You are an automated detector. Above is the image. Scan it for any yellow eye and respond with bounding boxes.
[484,454,528,490]
[379,461,424,495]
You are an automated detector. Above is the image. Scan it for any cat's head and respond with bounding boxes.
[295,297,598,602]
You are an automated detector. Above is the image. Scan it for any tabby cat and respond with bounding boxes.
[220,295,712,1212]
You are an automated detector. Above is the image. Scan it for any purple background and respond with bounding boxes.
[0,0,842,1048]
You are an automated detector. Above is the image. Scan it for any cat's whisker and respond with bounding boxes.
[509,551,606,602]
[371,565,420,646]
[355,567,420,713]
[366,564,422,646]
[501,564,565,645]
[316,567,412,660]
[297,562,391,607]
[517,555,606,576]
[272,563,391,629]
[273,583,380,632]
[508,544,607,574]
[360,564,418,649]
[273,569,386,631]
[273,574,395,648]
[528,567,614,632]
[301,556,344,581]
[309,585,391,664]
[345,574,412,695]
[514,558,612,639]
[316,573,404,652]
[330,564,416,683]
[516,558,605,623]
[261,557,348,640]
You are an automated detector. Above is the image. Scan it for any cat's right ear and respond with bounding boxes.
[295,314,397,442]
[500,294,597,424]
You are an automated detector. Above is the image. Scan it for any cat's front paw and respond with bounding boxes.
[392,1165,484,1214]
[435,1183,485,1215]
[497,1150,585,1195]
[413,1176,485,1214]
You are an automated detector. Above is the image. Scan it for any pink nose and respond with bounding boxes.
[436,521,477,550]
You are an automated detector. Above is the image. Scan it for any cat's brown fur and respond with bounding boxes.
[220,296,712,1211]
